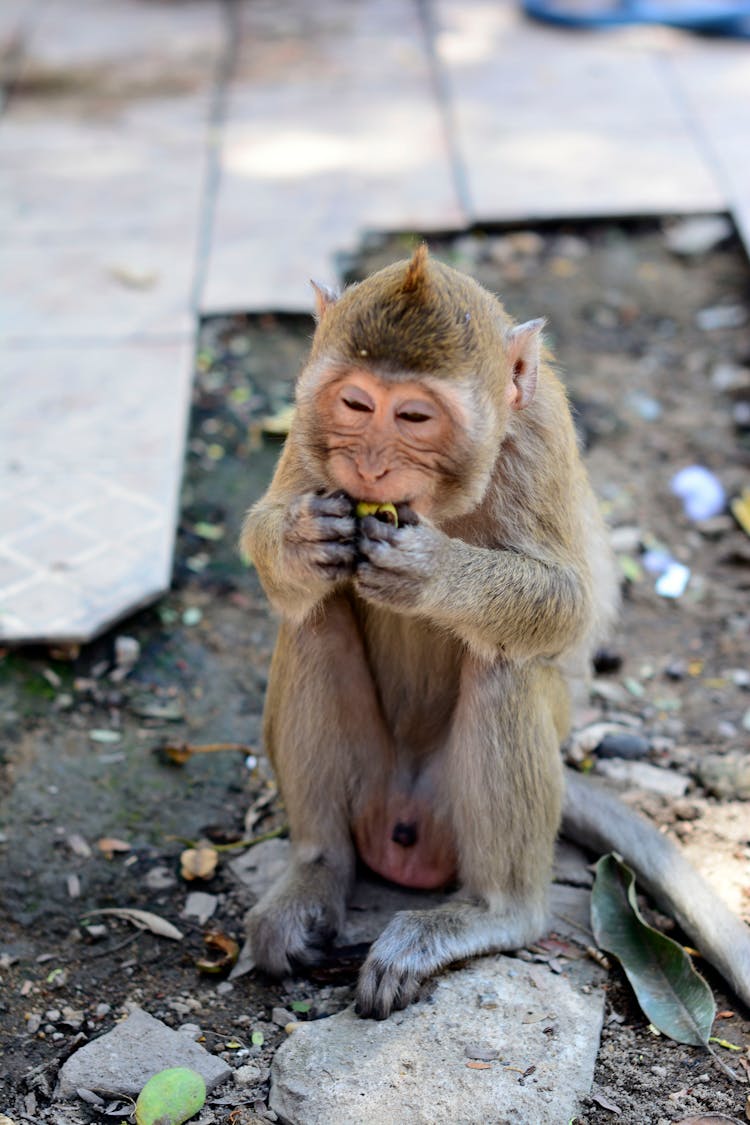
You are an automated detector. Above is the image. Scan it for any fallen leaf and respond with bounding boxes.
[251,1030,264,1047]
[193,521,225,541]
[96,837,131,858]
[466,1061,492,1070]
[180,845,218,882]
[195,930,239,974]
[290,1000,312,1014]
[591,854,715,1047]
[730,488,750,537]
[89,730,122,744]
[134,1066,205,1125]
[83,907,183,940]
[592,1091,622,1114]
[464,1045,501,1061]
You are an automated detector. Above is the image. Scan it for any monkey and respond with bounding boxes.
[240,245,750,1020]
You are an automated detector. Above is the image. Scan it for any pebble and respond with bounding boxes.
[595,759,689,798]
[696,753,750,800]
[696,304,748,331]
[711,362,750,392]
[234,1062,264,1087]
[655,562,691,599]
[592,648,623,675]
[144,865,177,892]
[272,1007,295,1028]
[671,465,726,521]
[595,732,650,760]
[182,891,218,924]
[664,216,732,257]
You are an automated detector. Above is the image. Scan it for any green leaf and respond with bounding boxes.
[290,1000,312,1013]
[251,1030,264,1046]
[591,853,715,1047]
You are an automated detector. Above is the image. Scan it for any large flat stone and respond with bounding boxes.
[0,239,196,342]
[435,1,725,222]
[57,1006,231,1098]
[270,956,605,1125]
[202,0,464,313]
[0,340,192,643]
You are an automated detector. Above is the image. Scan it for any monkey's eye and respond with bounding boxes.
[397,410,431,423]
[343,397,373,413]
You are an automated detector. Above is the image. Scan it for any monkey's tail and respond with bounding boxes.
[562,766,750,1010]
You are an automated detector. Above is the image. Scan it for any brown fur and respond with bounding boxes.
[240,247,750,1019]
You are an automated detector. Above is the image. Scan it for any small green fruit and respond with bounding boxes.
[134,1067,206,1125]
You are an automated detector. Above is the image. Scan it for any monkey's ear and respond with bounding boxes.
[310,280,340,322]
[505,318,546,410]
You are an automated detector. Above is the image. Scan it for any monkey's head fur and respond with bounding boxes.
[309,243,512,382]
[295,244,545,519]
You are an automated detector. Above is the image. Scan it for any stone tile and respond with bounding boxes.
[435,0,725,222]
[202,0,464,312]
[666,43,750,253]
[19,0,223,74]
[0,341,192,643]
[0,238,196,342]
[0,137,208,242]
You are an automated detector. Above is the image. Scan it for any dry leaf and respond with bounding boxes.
[592,1091,622,1114]
[97,837,131,858]
[84,907,183,940]
[730,488,750,537]
[195,930,240,974]
[180,845,218,881]
[465,1061,491,1070]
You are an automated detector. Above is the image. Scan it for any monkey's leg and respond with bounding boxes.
[246,595,390,975]
[355,659,564,1019]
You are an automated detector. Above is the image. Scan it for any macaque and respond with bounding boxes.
[241,245,750,1019]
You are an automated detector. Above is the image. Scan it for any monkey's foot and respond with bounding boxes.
[245,890,342,977]
[354,909,437,1019]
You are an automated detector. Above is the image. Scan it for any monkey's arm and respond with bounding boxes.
[564,767,750,1010]
[241,442,356,622]
[357,517,588,661]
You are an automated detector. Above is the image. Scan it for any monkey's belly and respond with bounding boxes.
[351,793,458,890]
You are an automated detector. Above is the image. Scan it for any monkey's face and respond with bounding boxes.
[315,368,472,518]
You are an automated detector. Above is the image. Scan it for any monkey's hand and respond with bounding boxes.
[355,507,446,610]
[281,491,357,589]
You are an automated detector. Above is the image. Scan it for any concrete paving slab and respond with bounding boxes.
[202,0,464,313]
[435,1,725,221]
[0,340,193,643]
[666,42,750,250]
[0,136,208,242]
[0,239,196,342]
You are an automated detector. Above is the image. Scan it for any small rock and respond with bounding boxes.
[671,465,726,521]
[144,865,178,892]
[664,216,732,257]
[697,753,750,800]
[177,1023,202,1040]
[271,1008,295,1028]
[114,635,140,671]
[594,759,689,798]
[234,1063,264,1087]
[56,1007,231,1097]
[595,732,650,760]
[609,525,642,553]
[711,362,750,393]
[655,562,691,599]
[733,400,750,430]
[672,800,701,822]
[182,892,218,924]
[728,669,750,689]
[696,304,747,331]
[664,660,686,680]
[26,1014,42,1035]
[66,833,92,859]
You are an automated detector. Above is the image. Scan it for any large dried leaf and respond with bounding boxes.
[591,854,715,1047]
[84,908,183,941]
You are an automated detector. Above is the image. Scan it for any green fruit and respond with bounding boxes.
[134,1067,206,1125]
[355,501,398,526]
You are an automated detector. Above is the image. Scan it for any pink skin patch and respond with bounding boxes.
[351,790,458,890]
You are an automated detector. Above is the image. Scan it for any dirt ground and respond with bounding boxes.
[1,219,750,1124]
